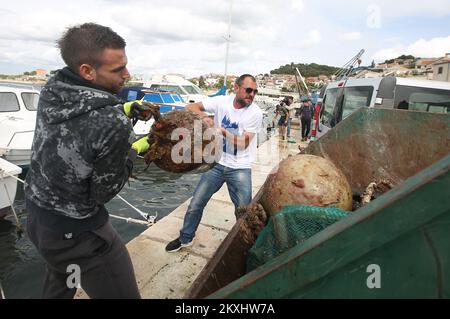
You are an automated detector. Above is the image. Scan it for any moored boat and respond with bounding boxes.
[0,84,39,168]
[0,157,22,219]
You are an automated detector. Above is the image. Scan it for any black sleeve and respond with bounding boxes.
[90,115,135,204]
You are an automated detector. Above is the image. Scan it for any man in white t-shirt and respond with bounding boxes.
[166,74,263,252]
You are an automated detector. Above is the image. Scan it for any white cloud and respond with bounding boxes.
[376,0,450,18]
[408,37,450,57]
[320,0,450,19]
[0,0,287,76]
[341,32,363,41]
[0,0,449,77]
[291,0,304,12]
[0,39,62,70]
[299,30,322,49]
[373,36,450,61]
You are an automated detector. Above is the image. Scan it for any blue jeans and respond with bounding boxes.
[287,117,292,137]
[179,164,252,243]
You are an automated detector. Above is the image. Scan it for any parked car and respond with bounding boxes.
[315,77,450,138]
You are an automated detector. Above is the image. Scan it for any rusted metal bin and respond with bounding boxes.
[186,108,450,299]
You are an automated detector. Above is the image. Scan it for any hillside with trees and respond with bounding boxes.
[384,55,416,64]
[270,62,340,77]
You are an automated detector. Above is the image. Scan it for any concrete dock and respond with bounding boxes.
[77,129,306,299]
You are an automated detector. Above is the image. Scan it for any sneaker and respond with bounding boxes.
[165,238,193,253]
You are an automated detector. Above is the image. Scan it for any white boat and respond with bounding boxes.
[142,74,207,103]
[0,157,22,219]
[0,84,40,167]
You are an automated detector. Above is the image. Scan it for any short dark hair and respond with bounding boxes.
[57,22,126,72]
[236,74,256,86]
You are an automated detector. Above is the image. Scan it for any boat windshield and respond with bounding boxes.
[0,92,20,112]
[21,92,39,111]
[150,84,184,95]
[182,85,203,95]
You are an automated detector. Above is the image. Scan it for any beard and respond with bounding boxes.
[236,96,253,108]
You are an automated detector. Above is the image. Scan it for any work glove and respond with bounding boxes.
[123,100,161,122]
[131,136,150,155]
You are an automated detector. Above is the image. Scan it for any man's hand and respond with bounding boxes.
[201,115,214,127]
[123,100,161,121]
[216,127,226,136]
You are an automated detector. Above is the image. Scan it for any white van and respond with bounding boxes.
[317,77,450,136]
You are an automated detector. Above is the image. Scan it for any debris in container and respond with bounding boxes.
[236,204,268,244]
[360,179,396,206]
[361,182,377,205]
[376,179,396,193]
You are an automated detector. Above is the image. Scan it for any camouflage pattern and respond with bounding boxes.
[25,68,135,219]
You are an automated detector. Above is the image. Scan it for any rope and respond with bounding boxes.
[2,184,23,231]
[0,279,5,299]
[109,214,153,226]
[0,169,25,184]
[1,169,25,231]
[116,194,158,224]
[0,167,157,226]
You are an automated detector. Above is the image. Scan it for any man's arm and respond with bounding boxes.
[90,114,134,204]
[186,102,214,126]
[91,142,133,204]
[218,128,255,150]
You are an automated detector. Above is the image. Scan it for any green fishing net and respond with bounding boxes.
[247,205,350,272]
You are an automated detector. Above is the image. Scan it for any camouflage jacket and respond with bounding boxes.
[25,68,135,221]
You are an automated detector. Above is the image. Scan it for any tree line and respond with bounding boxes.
[270,62,340,77]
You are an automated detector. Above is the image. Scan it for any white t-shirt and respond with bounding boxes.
[203,95,263,169]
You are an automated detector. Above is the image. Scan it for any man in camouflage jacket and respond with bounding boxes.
[25,23,147,299]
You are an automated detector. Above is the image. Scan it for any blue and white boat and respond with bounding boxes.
[142,90,186,113]
[131,90,187,137]
[142,74,207,104]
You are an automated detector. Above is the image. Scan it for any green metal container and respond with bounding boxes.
[187,108,450,299]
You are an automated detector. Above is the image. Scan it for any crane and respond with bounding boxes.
[334,49,365,81]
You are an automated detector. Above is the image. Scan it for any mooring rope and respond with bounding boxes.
[0,168,156,227]
[0,279,6,299]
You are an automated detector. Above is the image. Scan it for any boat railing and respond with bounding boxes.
[6,130,34,148]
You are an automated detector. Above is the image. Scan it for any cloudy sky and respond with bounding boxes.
[1,0,450,78]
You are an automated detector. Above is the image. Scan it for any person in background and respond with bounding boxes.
[276,98,289,140]
[284,96,295,139]
[272,104,279,132]
[299,97,313,141]
[24,23,155,299]
[165,74,263,252]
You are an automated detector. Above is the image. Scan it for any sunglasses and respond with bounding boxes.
[243,87,258,95]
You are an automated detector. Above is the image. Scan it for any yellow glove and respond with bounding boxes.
[131,136,150,154]
[123,101,148,121]
[123,100,161,122]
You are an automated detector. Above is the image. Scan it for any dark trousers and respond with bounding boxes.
[301,118,312,139]
[26,213,141,299]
